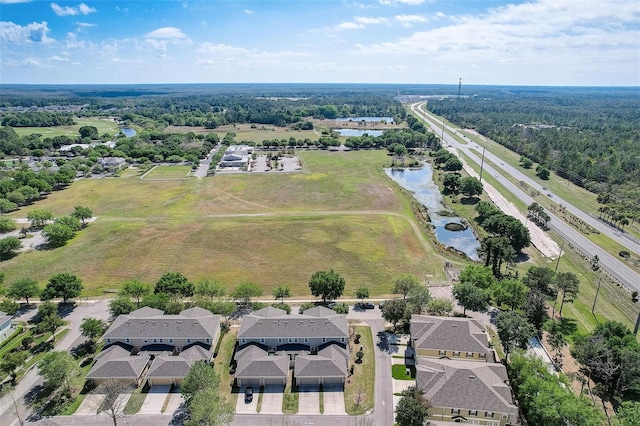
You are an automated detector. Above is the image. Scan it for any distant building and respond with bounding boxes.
[235,306,349,387]
[0,311,14,345]
[219,145,253,168]
[97,157,127,168]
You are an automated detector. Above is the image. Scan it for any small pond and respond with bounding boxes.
[334,116,393,123]
[385,165,480,260]
[336,129,384,137]
[121,127,136,137]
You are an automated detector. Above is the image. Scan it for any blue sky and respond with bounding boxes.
[1,0,638,85]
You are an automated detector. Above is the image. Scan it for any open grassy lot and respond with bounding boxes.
[3,150,450,295]
[12,117,120,138]
[141,165,193,180]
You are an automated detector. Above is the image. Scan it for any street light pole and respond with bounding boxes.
[592,277,602,314]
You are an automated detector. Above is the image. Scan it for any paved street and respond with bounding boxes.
[0,299,111,426]
[411,102,640,294]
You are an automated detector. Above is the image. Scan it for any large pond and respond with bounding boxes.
[336,129,384,137]
[121,127,136,137]
[334,116,393,123]
[385,165,480,260]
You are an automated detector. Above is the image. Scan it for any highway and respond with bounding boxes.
[410,102,640,294]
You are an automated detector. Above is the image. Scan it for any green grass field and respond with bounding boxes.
[2,150,450,296]
[12,117,120,138]
[141,165,193,180]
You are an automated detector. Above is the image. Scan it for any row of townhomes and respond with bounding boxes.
[87,306,222,387]
[235,306,349,387]
[87,305,349,390]
[409,315,518,426]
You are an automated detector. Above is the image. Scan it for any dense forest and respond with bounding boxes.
[426,87,640,220]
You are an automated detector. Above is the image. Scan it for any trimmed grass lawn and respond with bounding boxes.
[12,117,120,138]
[391,363,415,380]
[345,325,375,415]
[3,150,450,296]
[214,328,237,397]
[142,165,193,180]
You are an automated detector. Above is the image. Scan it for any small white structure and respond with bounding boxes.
[219,145,253,168]
[0,311,14,345]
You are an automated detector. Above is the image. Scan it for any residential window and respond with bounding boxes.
[322,338,326,343]
[341,338,345,343]
[186,338,191,344]
[451,408,460,414]
[469,410,478,416]
[288,338,293,343]
[294,338,298,343]
[106,339,111,344]
[487,422,499,426]
[241,338,246,344]
[169,338,173,344]
[159,339,163,343]
[466,352,473,357]
[438,350,446,355]
[125,338,130,344]
[153,339,158,343]
[278,338,283,343]
[502,414,508,419]
[206,338,210,343]
[260,338,265,344]
[304,337,309,343]
[480,353,486,358]
[144,339,148,344]
[485,412,494,418]
[453,351,460,357]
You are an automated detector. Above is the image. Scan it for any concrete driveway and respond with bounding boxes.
[298,385,320,415]
[163,391,184,415]
[259,385,284,414]
[74,394,104,415]
[235,386,259,414]
[139,385,171,414]
[322,384,345,415]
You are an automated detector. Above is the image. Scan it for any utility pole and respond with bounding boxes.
[458,78,462,99]
[478,147,486,183]
[592,277,602,314]
[555,240,565,272]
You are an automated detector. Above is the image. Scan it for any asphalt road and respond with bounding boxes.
[411,102,640,294]
[0,300,112,426]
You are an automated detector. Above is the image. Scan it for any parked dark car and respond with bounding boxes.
[244,386,253,403]
[357,302,375,309]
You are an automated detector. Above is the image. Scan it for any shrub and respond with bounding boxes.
[0,299,20,315]
[272,302,291,314]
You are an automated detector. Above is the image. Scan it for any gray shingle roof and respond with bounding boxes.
[410,315,490,356]
[103,308,221,341]
[238,309,348,340]
[235,344,289,380]
[416,359,517,415]
[294,344,348,378]
[146,356,192,379]
[87,344,150,380]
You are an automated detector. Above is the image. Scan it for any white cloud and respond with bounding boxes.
[244,9,254,14]
[112,58,143,63]
[196,42,311,66]
[47,55,68,61]
[329,16,389,31]
[7,57,44,67]
[394,14,427,27]
[0,21,54,43]
[145,27,187,39]
[76,22,96,28]
[51,2,96,17]
[0,0,32,3]
[380,0,427,5]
